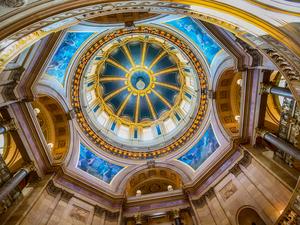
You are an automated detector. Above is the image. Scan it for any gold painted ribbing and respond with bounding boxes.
[117,93,132,116]
[148,51,166,70]
[122,45,135,67]
[152,89,172,109]
[153,67,178,76]
[135,94,140,123]
[106,58,128,73]
[104,86,127,101]
[155,82,180,91]
[141,42,147,66]
[99,77,127,82]
[145,94,157,119]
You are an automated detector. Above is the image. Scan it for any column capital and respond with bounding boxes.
[256,128,268,138]
[22,162,36,173]
[259,83,272,95]
[4,119,17,131]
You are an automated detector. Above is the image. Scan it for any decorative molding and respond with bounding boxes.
[236,38,263,67]
[69,205,90,223]
[265,49,300,81]
[2,0,27,8]
[219,180,237,201]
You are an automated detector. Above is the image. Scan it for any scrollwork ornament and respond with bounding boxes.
[3,0,27,8]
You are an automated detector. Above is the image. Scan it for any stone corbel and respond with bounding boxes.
[239,150,252,168]
[46,180,62,197]
[193,196,205,208]
[2,82,19,101]
[66,109,75,120]
[236,38,263,67]
[61,190,74,202]
[229,163,242,177]
[204,187,215,200]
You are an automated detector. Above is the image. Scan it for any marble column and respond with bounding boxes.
[0,163,34,202]
[261,84,294,99]
[257,129,300,161]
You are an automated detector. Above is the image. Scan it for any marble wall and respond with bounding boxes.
[192,156,291,225]
[0,151,292,225]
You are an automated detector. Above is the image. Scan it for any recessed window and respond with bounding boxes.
[175,112,181,121]
[156,125,162,135]
[134,129,138,139]
[185,92,192,99]
[93,105,100,112]
[111,122,116,131]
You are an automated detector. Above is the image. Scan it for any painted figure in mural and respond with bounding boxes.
[77,144,123,184]
[46,32,93,84]
[178,125,219,170]
[166,17,221,64]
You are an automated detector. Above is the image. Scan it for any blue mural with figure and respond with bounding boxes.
[77,143,123,184]
[166,17,221,65]
[45,32,93,85]
[178,125,219,170]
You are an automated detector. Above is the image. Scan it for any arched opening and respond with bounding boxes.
[238,208,266,225]
[216,69,242,136]
[125,167,183,197]
[264,71,283,133]
[1,133,24,173]
[31,95,70,163]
